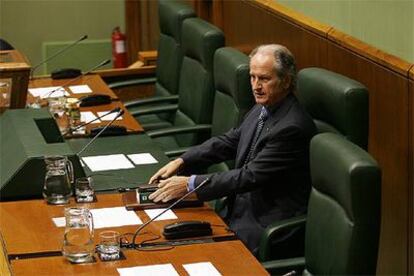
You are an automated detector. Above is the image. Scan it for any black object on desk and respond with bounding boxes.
[90,125,127,137]
[163,221,212,239]
[79,94,112,107]
[51,68,82,79]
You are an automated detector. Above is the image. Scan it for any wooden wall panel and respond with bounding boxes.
[218,0,413,274]
[220,0,329,70]
[409,70,414,276]
[325,40,409,274]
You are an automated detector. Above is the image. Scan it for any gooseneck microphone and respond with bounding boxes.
[130,177,211,248]
[76,108,124,156]
[62,107,121,136]
[45,59,110,99]
[30,35,88,78]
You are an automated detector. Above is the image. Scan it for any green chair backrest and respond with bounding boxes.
[212,47,254,137]
[155,0,195,97]
[305,133,381,275]
[297,68,368,149]
[174,17,225,147]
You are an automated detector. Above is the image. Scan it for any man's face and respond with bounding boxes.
[249,53,289,107]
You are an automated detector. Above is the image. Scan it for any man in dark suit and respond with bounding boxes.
[149,44,316,254]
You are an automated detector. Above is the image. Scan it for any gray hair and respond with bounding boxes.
[249,44,297,93]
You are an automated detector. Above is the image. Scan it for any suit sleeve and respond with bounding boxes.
[179,127,241,174]
[193,124,311,201]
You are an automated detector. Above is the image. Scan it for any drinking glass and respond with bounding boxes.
[75,177,95,203]
[97,230,121,261]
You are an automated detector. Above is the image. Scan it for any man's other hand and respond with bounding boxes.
[148,158,184,184]
[148,176,190,203]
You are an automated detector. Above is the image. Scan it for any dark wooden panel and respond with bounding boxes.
[221,0,329,70]
[409,75,414,276]
[325,41,410,274]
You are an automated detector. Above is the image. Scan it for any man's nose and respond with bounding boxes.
[252,79,261,90]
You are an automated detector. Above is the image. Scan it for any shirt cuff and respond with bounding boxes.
[187,175,197,192]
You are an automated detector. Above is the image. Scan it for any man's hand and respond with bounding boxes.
[148,158,184,184]
[148,176,190,203]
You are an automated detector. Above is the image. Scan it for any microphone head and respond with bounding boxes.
[81,34,88,40]
[118,109,125,116]
[101,59,111,66]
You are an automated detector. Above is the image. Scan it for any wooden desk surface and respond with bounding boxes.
[29,74,143,134]
[29,74,118,101]
[0,193,233,255]
[9,240,268,275]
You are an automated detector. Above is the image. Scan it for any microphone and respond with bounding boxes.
[45,59,110,99]
[30,35,88,78]
[76,108,124,156]
[130,177,211,248]
[62,107,121,136]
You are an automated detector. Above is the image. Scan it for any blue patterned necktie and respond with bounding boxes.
[244,107,268,164]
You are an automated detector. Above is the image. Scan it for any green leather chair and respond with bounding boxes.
[260,133,381,275]
[140,18,224,152]
[297,67,369,149]
[121,0,195,130]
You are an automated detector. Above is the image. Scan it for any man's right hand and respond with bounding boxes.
[148,158,184,184]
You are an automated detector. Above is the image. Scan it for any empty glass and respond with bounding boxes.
[62,207,95,263]
[97,230,121,261]
[75,177,95,203]
[42,156,74,205]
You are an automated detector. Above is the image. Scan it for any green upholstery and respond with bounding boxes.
[146,18,225,152]
[262,133,381,275]
[297,67,368,149]
[125,0,195,130]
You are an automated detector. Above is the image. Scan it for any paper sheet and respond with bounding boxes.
[144,208,178,221]
[82,154,135,172]
[81,111,99,123]
[97,111,123,121]
[183,262,222,276]
[28,86,69,99]
[127,153,158,165]
[52,207,142,229]
[69,84,92,94]
[117,264,179,276]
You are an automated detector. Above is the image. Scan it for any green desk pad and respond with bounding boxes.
[67,134,170,192]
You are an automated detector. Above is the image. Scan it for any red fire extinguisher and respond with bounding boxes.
[111,26,127,68]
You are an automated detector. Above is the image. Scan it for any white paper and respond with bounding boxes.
[127,153,158,165]
[82,154,134,172]
[52,217,66,227]
[183,262,222,276]
[52,207,142,229]
[144,208,178,221]
[28,86,69,99]
[97,111,123,121]
[69,84,92,94]
[117,264,179,276]
[81,111,99,123]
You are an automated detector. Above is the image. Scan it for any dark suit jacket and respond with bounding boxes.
[181,93,316,252]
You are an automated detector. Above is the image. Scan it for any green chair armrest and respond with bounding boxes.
[108,77,156,89]
[124,95,179,108]
[259,215,306,261]
[165,147,191,158]
[130,104,178,117]
[147,124,212,138]
[261,257,305,275]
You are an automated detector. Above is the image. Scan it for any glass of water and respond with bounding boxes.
[75,177,95,203]
[98,230,121,261]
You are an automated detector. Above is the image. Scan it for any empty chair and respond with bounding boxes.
[297,67,369,149]
[122,0,196,130]
[143,17,225,152]
[261,133,381,275]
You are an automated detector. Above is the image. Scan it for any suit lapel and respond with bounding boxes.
[236,105,261,166]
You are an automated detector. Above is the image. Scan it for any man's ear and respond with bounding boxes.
[280,75,291,91]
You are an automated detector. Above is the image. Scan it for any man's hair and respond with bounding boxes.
[249,44,297,93]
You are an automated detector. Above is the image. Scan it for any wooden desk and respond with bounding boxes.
[29,74,144,134]
[9,240,268,275]
[29,74,118,101]
[0,194,233,255]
